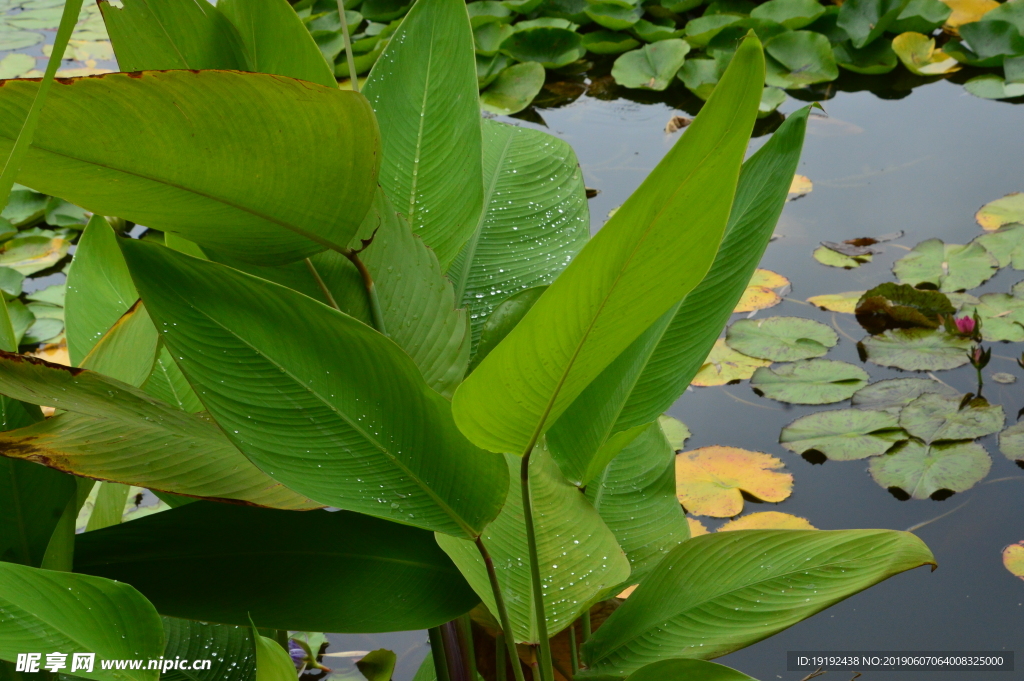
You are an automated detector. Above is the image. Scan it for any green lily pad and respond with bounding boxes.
[759,86,788,116]
[477,53,513,88]
[480,62,546,115]
[501,27,585,67]
[765,30,840,86]
[612,39,690,90]
[780,408,906,460]
[858,328,972,371]
[360,0,412,21]
[0,30,43,52]
[977,192,1024,231]
[726,316,838,362]
[997,421,1024,463]
[852,377,959,414]
[0,236,70,276]
[2,186,47,227]
[704,0,756,14]
[975,224,1024,268]
[1005,53,1024,83]
[677,57,723,99]
[813,245,872,268]
[582,29,640,53]
[26,283,65,307]
[468,0,514,27]
[942,38,1004,68]
[893,238,998,292]
[750,0,826,28]
[513,17,577,30]
[662,0,705,12]
[899,393,1005,444]
[658,414,691,450]
[982,0,1024,29]
[684,14,743,47]
[505,0,545,13]
[0,53,35,80]
[22,317,63,345]
[837,0,911,48]
[854,282,955,335]
[585,2,644,29]
[833,38,899,73]
[632,17,685,42]
[959,293,1024,342]
[476,22,516,56]
[892,32,961,75]
[6,299,33,346]
[965,74,1024,99]
[0,266,24,299]
[750,359,869,405]
[869,440,991,499]
[960,19,1024,61]
[889,0,952,33]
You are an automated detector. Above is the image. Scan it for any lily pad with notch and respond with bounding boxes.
[734,269,791,312]
[726,316,838,362]
[501,27,586,68]
[976,223,1024,268]
[765,30,840,87]
[976,192,1024,231]
[585,2,644,29]
[582,30,640,53]
[780,408,907,461]
[869,440,992,500]
[858,328,972,371]
[890,0,952,33]
[833,38,899,73]
[612,39,691,90]
[958,293,1024,342]
[837,0,913,48]
[677,57,724,99]
[675,446,793,517]
[750,0,827,29]
[854,282,955,335]
[898,393,1005,443]
[480,62,546,115]
[892,238,998,292]
[632,17,685,42]
[852,377,959,414]
[750,359,869,405]
[691,338,772,387]
[998,421,1024,464]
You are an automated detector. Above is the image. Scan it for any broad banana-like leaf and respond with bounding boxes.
[78,300,158,388]
[585,422,689,584]
[0,352,319,510]
[0,71,379,265]
[546,106,811,483]
[436,448,630,643]
[0,561,163,681]
[161,618,255,681]
[251,626,294,681]
[452,35,765,455]
[142,346,202,413]
[448,119,589,349]
[99,0,245,71]
[615,659,760,681]
[119,239,508,539]
[75,502,479,633]
[219,0,337,88]
[580,530,936,679]
[83,481,130,532]
[363,0,483,269]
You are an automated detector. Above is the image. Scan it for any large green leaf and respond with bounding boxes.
[0,352,319,510]
[142,346,203,413]
[78,300,159,388]
[0,71,379,265]
[435,448,630,643]
[0,561,163,681]
[250,625,294,681]
[580,530,935,678]
[99,0,246,71]
[453,35,765,456]
[219,0,337,88]
[624,660,759,681]
[119,240,508,539]
[75,502,478,633]
[585,421,690,584]
[161,618,255,681]
[448,119,589,350]
[359,191,471,397]
[543,107,810,484]
[65,216,137,366]
[362,0,483,269]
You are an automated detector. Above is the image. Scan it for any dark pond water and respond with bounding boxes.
[318,77,1024,681]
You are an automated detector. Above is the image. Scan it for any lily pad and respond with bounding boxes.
[780,408,906,460]
[726,316,838,361]
[684,14,743,48]
[869,440,991,499]
[759,86,788,116]
[834,38,899,74]
[789,174,813,197]
[975,223,1024,268]
[633,17,685,42]
[0,236,70,276]
[475,22,516,56]
[976,192,1024,231]
[585,2,644,29]
[942,0,999,28]
[859,328,972,371]
[765,30,840,86]
[467,0,513,26]
[0,30,43,52]
[959,293,1024,342]
[477,53,512,88]
[959,19,1024,60]
[807,291,865,313]
[658,414,691,450]
[852,377,959,414]
[997,421,1024,463]
[813,245,873,268]
[854,282,955,335]
[501,27,585,68]
[890,0,952,33]
[837,0,910,48]
[691,338,772,387]
[734,268,790,312]
[892,238,998,292]
[22,317,64,345]
[892,32,961,74]
[992,372,1016,384]
[898,393,1005,443]
[480,62,546,115]
[582,29,640,53]
[717,511,817,531]
[677,57,723,99]
[675,446,793,517]
[612,39,691,90]
[750,0,826,28]
[750,359,869,405]
[0,53,35,80]
[1004,542,1024,580]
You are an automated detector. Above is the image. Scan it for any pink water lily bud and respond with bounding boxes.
[955,316,976,334]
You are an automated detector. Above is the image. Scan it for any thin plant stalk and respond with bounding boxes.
[495,634,507,681]
[440,620,470,681]
[521,451,554,681]
[335,0,360,92]
[581,610,591,642]
[428,627,452,681]
[457,614,477,681]
[338,248,387,335]
[569,625,579,676]
[304,258,340,311]
[475,537,527,681]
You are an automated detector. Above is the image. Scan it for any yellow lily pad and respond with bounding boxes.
[813,245,873,268]
[941,0,998,29]
[788,174,813,199]
[892,32,960,75]
[717,511,817,532]
[687,517,709,537]
[976,192,1024,231]
[1004,541,1024,581]
[734,268,790,312]
[617,584,638,598]
[0,236,70,275]
[691,338,771,387]
[675,446,793,517]
[807,291,865,313]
